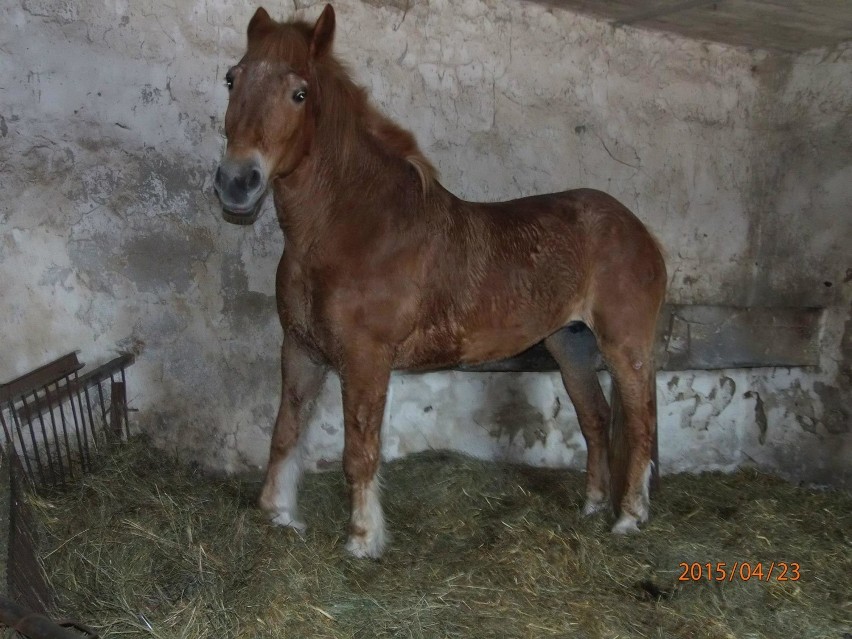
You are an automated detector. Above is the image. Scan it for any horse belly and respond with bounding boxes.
[458,318,567,365]
[394,323,466,371]
[395,304,576,371]
[455,272,587,364]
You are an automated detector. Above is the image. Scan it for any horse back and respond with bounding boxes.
[395,187,665,369]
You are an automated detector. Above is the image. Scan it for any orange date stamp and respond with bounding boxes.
[678,562,801,582]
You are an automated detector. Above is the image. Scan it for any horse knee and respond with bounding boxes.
[343,446,379,485]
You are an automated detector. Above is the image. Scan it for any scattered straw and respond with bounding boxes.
[29,438,852,638]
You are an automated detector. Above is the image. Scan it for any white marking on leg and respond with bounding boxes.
[638,460,652,522]
[345,478,387,559]
[261,446,307,532]
[611,461,651,534]
[582,451,611,517]
[611,512,641,534]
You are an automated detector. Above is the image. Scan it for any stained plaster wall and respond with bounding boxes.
[1,0,850,486]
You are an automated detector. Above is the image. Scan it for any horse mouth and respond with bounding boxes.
[221,195,265,225]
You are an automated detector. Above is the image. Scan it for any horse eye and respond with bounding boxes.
[225,73,234,90]
[292,88,307,104]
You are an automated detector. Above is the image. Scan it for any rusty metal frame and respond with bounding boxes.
[1,353,134,489]
[0,593,97,639]
[1,352,133,639]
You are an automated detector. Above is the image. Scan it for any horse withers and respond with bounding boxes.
[213,5,666,558]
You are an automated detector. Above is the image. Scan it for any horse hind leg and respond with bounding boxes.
[544,324,612,516]
[596,332,657,534]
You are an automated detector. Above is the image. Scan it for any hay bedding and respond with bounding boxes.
[26,439,851,639]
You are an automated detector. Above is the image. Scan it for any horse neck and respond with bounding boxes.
[275,80,436,252]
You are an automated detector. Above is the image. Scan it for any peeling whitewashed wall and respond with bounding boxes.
[1,0,850,485]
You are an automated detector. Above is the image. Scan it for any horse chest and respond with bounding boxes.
[277,261,332,359]
[279,252,429,367]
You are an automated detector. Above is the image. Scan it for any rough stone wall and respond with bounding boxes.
[1,0,849,485]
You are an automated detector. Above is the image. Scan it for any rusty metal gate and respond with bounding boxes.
[1,351,134,638]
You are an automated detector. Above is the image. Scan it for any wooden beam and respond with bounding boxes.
[455,304,823,373]
[658,305,822,370]
[0,353,84,404]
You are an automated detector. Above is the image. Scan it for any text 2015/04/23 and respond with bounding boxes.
[678,562,801,582]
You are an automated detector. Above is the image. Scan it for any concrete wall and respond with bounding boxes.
[1,0,850,485]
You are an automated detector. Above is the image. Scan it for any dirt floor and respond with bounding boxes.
[27,439,852,638]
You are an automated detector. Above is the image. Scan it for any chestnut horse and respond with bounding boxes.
[214,4,666,558]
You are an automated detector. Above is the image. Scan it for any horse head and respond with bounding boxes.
[214,5,335,224]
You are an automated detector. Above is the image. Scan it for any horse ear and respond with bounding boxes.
[310,4,335,60]
[248,7,275,42]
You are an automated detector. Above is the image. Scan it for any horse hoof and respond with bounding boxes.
[270,510,307,535]
[611,513,642,535]
[345,531,386,559]
[581,497,608,517]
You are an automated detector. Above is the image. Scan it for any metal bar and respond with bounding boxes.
[71,373,98,460]
[7,401,36,483]
[96,382,109,438]
[50,382,80,472]
[54,379,86,477]
[0,406,14,451]
[63,376,89,474]
[17,396,48,486]
[0,410,30,484]
[31,390,65,487]
[11,354,135,422]
[1,353,135,487]
[81,382,99,450]
[0,353,83,404]
[120,366,130,439]
[109,380,123,441]
[46,383,74,481]
[84,353,134,389]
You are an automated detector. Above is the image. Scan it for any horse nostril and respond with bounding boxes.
[215,166,224,187]
[248,168,262,191]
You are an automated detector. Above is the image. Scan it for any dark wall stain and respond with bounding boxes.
[744,391,767,444]
[473,382,549,449]
[219,253,276,332]
[710,376,736,411]
[813,382,850,435]
[251,403,276,434]
[667,375,680,392]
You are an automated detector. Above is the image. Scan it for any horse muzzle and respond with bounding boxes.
[214,157,268,225]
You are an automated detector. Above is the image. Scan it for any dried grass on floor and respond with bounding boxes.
[29,438,852,639]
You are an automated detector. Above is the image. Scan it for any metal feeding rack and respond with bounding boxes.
[1,351,134,639]
[0,352,133,489]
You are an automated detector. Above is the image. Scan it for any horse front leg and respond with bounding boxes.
[340,351,392,559]
[258,334,327,532]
